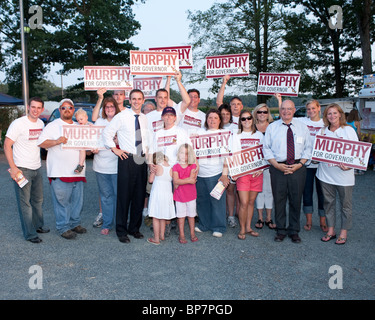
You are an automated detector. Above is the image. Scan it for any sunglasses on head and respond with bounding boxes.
[241,116,252,121]
[60,106,73,110]
[257,110,268,114]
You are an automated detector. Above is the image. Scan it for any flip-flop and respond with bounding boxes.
[265,220,276,229]
[335,237,347,245]
[237,233,246,240]
[178,237,187,244]
[147,238,160,245]
[304,224,312,231]
[320,224,328,232]
[191,236,198,242]
[246,230,259,237]
[255,220,264,229]
[321,234,336,242]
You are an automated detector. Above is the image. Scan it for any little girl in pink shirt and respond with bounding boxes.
[172,144,199,244]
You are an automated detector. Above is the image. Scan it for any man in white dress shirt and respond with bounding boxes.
[263,100,312,243]
[102,89,149,243]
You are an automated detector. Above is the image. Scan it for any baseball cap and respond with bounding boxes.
[59,98,74,107]
[161,107,176,116]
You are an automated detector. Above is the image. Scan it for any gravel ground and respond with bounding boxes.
[1,151,374,303]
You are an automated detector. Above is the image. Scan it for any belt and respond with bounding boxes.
[278,159,301,164]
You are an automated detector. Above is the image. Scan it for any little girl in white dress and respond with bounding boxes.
[147,152,176,245]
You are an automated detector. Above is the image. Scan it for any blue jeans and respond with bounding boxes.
[196,174,227,233]
[50,179,83,234]
[95,172,117,229]
[14,167,44,240]
[303,168,325,217]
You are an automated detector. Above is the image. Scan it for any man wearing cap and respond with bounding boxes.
[38,98,87,240]
[149,106,192,167]
[4,97,50,243]
[102,89,149,243]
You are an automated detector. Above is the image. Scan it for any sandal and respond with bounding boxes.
[321,234,336,242]
[320,224,328,232]
[191,236,198,242]
[255,219,264,229]
[237,233,246,240]
[74,164,84,174]
[246,230,259,237]
[304,224,312,231]
[335,237,347,245]
[147,238,160,245]
[178,237,187,244]
[265,220,276,229]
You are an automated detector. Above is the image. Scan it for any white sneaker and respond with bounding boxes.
[212,232,223,238]
[194,226,203,233]
[93,212,103,228]
[142,208,148,217]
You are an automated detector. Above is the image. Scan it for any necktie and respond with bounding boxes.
[284,123,294,165]
[134,114,142,156]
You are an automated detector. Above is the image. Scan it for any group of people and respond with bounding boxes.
[4,73,359,246]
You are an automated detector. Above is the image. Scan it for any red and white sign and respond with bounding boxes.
[125,77,163,100]
[205,53,249,78]
[257,72,301,97]
[130,50,179,76]
[61,125,106,150]
[149,45,193,69]
[190,130,232,159]
[226,145,269,179]
[312,135,372,170]
[84,66,132,91]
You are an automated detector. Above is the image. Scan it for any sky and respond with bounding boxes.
[47,0,222,100]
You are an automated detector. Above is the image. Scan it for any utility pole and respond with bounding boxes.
[19,0,29,114]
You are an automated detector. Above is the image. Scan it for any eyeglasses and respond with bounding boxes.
[105,105,115,109]
[60,106,73,110]
[257,110,268,114]
[241,116,252,121]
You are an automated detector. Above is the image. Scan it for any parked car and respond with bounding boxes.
[41,103,95,159]
[294,106,306,117]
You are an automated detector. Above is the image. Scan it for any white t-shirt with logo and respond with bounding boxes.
[93,118,118,174]
[6,116,44,170]
[174,102,206,135]
[37,118,85,177]
[149,125,191,166]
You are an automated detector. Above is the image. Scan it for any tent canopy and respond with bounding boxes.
[0,93,24,106]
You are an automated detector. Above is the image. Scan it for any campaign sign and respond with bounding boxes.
[84,66,132,90]
[226,145,269,179]
[311,135,372,170]
[126,77,163,100]
[190,130,232,159]
[205,53,249,78]
[257,72,301,97]
[149,45,193,69]
[61,125,106,150]
[130,50,179,76]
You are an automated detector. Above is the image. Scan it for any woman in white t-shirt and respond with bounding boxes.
[297,100,327,232]
[232,109,264,240]
[195,109,230,238]
[317,104,358,245]
[92,97,121,235]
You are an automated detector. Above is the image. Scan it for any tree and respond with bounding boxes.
[0,0,143,101]
[187,0,285,104]
[280,0,367,98]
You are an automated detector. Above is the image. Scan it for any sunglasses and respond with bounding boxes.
[241,116,252,121]
[60,106,73,110]
[257,110,268,114]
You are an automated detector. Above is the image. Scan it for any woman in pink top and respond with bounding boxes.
[172,144,199,243]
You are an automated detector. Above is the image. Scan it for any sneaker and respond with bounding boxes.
[93,212,103,228]
[142,208,148,217]
[101,228,109,235]
[61,230,77,240]
[227,216,237,228]
[194,226,203,233]
[212,232,223,238]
